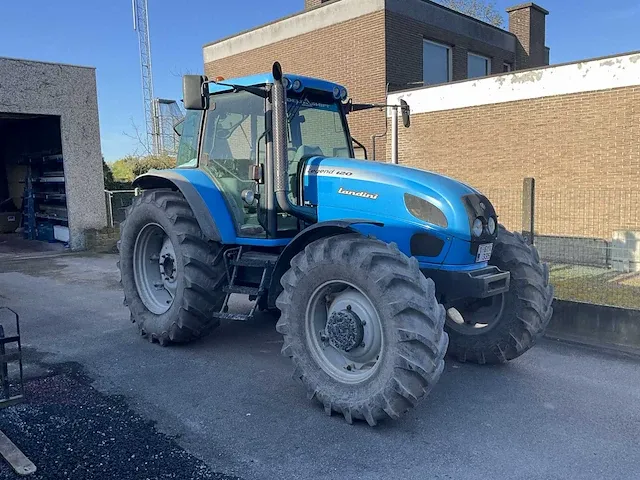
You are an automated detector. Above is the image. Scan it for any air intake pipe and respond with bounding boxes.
[271,62,317,224]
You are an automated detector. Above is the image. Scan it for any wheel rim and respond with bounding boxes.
[133,223,177,315]
[446,294,505,335]
[305,280,383,384]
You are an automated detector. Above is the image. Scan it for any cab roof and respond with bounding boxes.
[208,73,345,95]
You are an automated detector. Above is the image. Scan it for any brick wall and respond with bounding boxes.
[392,83,640,238]
[385,10,516,88]
[205,11,388,158]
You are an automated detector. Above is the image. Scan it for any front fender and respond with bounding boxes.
[133,169,236,243]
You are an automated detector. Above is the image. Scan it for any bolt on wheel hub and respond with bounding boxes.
[326,308,364,352]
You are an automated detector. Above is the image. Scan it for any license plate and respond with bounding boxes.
[476,243,493,262]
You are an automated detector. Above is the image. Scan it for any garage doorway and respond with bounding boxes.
[0,113,69,257]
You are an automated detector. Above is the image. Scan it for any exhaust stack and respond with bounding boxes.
[271,62,317,224]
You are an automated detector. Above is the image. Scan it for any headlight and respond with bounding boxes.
[333,86,341,99]
[487,217,496,235]
[340,87,348,101]
[292,79,303,92]
[472,218,483,237]
[404,194,448,228]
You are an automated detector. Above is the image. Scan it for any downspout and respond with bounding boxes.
[370,82,390,161]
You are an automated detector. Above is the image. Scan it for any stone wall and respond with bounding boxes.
[0,57,106,250]
[85,226,120,253]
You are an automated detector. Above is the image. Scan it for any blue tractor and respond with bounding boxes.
[118,63,553,425]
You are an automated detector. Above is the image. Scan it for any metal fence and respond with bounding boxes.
[489,179,640,310]
[104,182,640,310]
[105,190,137,227]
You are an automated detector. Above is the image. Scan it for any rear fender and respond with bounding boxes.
[132,169,236,243]
[268,219,383,308]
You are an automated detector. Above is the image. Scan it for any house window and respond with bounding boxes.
[503,62,512,73]
[423,40,452,85]
[468,53,491,79]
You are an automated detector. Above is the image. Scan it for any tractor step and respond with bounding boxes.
[223,285,261,296]
[217,248,276,324]
[231,252,279,268]
[213,312,251,322]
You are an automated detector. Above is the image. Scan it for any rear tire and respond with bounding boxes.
[118,189,225,345]
[445,226,553,364]
[276,234,448,425]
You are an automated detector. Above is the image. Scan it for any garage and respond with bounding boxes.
[0,57,107,252]
[0,114,69,252]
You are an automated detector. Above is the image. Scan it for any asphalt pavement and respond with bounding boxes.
[0,252,639,480]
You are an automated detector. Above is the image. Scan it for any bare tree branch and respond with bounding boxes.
[169,66,195,78]
[122,117,152,157]
[435,0,504,27]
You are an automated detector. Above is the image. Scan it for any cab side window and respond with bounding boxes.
[175,110,202,168]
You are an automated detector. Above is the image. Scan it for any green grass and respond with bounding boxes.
[549,264,640,309]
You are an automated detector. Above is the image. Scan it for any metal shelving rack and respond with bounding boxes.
[21,153,68,241]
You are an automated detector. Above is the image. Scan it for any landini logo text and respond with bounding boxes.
[337,187,379,200]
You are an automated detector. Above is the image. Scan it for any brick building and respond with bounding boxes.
[388,51,640,260]
[203,0,549,159]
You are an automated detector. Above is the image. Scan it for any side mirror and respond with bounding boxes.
[401,99,410,128]
[183,75,209,110]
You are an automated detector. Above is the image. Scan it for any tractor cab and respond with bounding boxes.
[173,72,358,240]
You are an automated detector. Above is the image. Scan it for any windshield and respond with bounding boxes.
[286,91,352,161]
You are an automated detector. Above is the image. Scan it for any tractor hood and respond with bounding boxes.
[301,156,495,242]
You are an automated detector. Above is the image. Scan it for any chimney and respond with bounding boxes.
[507,3,549,69]
[304,0,332,9]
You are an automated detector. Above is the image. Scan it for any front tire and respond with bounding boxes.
[119,189,226,345]
[445,226,554,364]
[275,234,448,426]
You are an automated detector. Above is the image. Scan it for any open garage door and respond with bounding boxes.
[0,113,69,256]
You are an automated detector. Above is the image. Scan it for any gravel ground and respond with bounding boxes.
[0,362,240,480]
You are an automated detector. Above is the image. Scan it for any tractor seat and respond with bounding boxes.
[240,224,265,236]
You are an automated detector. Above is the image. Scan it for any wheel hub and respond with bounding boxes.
[132,223,177,315]
[326,308,364,352]
[305,283,384,384]
[160,254,176,280]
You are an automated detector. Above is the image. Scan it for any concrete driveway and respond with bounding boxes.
[1,253,639,480]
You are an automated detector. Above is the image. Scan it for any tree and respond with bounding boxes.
[102,157,116,190]
[435,0,504,27]
[109,153,177,183]
[130,154,177,177]
[111,156,137,182]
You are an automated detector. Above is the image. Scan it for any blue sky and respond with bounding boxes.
[1,0,638,162]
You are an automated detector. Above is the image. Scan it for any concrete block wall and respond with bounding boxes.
[0,57,107,250]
